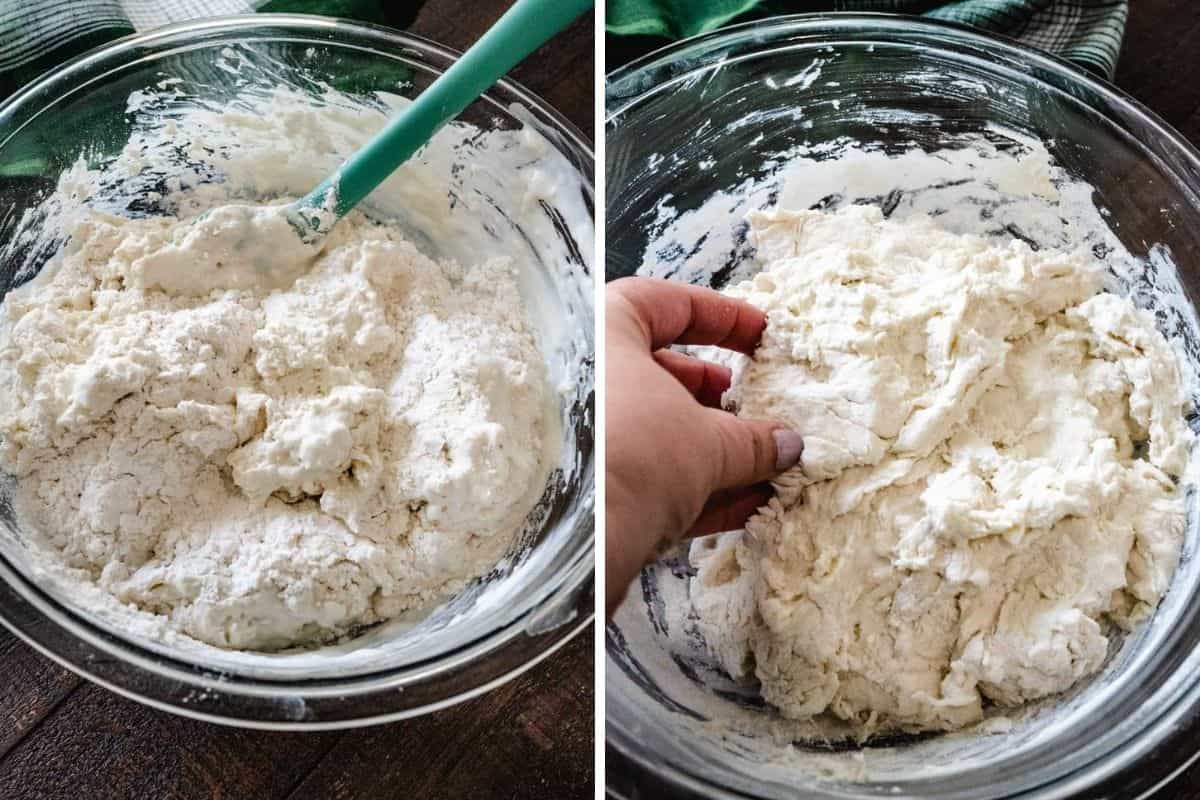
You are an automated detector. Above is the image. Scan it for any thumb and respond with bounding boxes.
[706,409,804,490]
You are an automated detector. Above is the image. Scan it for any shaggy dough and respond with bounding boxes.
[0,202,554,651]
[691,205,1194,732]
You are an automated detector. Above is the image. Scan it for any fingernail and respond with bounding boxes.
[773,429,804,471]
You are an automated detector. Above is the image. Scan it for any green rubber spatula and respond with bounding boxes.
[288,0,593,238]
[156,0,592,297]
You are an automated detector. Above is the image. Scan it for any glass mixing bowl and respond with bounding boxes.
[607,14,1200,799]
[0,14,594,728]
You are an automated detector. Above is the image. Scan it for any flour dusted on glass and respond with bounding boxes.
[0,77,566,651]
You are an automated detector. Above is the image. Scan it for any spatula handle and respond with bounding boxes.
[302,0,593,218]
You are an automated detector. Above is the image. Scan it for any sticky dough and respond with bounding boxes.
[690,205,1194,732]
[0,202,554,651]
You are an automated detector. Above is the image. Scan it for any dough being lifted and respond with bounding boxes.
[691,205,1194,732]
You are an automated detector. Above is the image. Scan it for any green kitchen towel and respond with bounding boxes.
[0,0,426,102]
[607,1,1128,77]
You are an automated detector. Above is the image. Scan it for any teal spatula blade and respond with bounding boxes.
[294,0,592,229]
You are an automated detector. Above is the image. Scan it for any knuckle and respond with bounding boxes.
[712,414,755,488]
[752,425,771,474]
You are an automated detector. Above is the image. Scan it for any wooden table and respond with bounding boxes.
[0,2,594,799]
[606,1,1200,797]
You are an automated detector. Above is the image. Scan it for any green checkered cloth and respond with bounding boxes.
[607,1,1128,77]
[0,0,427,101]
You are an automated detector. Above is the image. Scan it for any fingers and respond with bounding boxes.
[686,484,774,538]
[707,409,804,490]
[653,349,731,408]
[609,277,766,355]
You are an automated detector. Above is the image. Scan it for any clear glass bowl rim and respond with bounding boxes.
[604,12,1200,799]
[0,13,595,730]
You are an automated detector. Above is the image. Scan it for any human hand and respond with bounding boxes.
[605,277,803,615]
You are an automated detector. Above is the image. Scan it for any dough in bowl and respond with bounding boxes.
[0,202,556,651]
[691,205,1195,732]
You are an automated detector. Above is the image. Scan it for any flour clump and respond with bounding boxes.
[690,205,1194,732]
[0,203,555,651]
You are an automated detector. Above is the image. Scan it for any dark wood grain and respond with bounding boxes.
[1114,0,1200,145]
[0,675,342,800]
[0,630,81,760]
[287,633,593,800]
[412,2,594,139]
[0,623,593,800]
[0,2,594,799]
[0,629,592,800]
